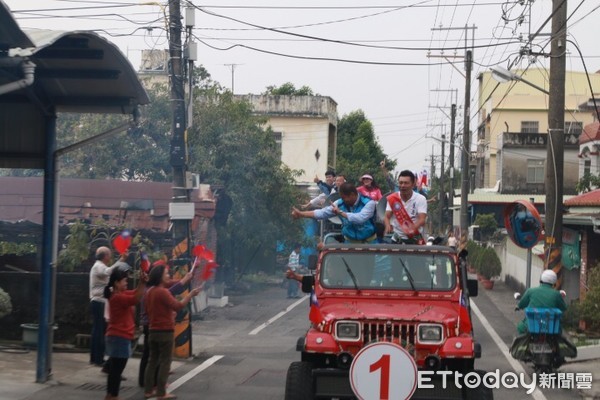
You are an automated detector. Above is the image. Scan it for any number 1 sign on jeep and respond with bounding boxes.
[284,243,491,400]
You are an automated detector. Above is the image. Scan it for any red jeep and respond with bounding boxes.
[285,243,491,400]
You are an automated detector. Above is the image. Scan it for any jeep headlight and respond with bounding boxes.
[418,324,443,344]
[335,321,361,341]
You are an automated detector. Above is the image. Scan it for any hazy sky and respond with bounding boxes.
[4,0,599,175]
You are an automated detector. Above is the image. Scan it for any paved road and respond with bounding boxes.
[175,282,587,400]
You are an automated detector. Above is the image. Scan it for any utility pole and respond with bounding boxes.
[440,130,445,232]
[449,103,456,228]
[460,50,472,241]
[168,0,189,240]
[545,0,567,279]
[224,63,241,94]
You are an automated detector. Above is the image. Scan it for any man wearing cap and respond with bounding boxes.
[516,269,567,334]
[292,183,377,243]
[384,170,428,245]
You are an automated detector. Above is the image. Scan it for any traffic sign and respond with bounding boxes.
[350,342,418,400]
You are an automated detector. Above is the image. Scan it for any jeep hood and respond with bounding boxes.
[320,300,459,323]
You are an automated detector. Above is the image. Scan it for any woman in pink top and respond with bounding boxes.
[103,268,147,400]
[143,264,201,399]
[357,174,383,201]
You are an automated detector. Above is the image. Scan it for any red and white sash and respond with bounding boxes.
[387,192,425,245]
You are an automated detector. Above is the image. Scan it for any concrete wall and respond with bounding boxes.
[500,144,579,194]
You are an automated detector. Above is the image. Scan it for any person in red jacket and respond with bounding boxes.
[143,264,201,400]
[103,268,147,400]
[357,174,383,201]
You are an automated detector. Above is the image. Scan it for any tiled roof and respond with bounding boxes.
[579,121,600,145]
[564,189,600,207]
[0,177,215,230]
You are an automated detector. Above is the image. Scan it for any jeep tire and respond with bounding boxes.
[285,361,313,400]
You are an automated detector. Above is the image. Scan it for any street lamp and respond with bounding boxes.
[490,66,549,95]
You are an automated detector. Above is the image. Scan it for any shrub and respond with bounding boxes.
[473,213,498,242]
[0,287,12,319]
[477,247,502,280]
[466,240,483,271]
[580,264,600,332]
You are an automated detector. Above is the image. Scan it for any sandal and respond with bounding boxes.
[158,394,177,400]
[144,392,156,399]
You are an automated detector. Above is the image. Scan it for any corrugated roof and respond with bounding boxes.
[1,3,149,169]
[453,192,575,206]
[564,189,600,207]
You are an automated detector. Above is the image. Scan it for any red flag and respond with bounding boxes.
[193,244,214,261]
[309,290,325,325]
[139,251,150,273]
[200,260,219,281]
[112,230,131,254]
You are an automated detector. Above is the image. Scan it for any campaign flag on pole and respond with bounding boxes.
[459,291,472,333]
[139,250,150,273]
[200,260,219,281]
[112,230,132,254]
[309,289,325,326]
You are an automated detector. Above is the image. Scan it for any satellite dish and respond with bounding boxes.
[326,192,342,225]
[504,200,543,249]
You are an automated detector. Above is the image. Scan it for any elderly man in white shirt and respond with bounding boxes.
[89,246,128,368]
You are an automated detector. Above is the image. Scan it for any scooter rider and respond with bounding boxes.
[516,269,566,334]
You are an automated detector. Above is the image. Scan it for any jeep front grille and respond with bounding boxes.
[363,321,416,354]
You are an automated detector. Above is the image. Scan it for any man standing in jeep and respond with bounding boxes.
[291,183,377,244]
[384,170,428,244]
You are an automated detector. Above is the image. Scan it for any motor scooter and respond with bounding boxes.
[509,292,577,373]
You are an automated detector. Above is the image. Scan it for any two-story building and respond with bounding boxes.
[476,68,600,193]
[235,94,338,187]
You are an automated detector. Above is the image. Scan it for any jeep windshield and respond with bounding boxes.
[320,252,456,291]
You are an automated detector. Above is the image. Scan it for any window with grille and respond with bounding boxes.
[564,121,583,135]
[584,159,591,175]
[521,121,539,133]
[527,159,545,183]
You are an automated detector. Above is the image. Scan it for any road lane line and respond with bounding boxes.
[471,300,547,400]
[168,355,224,392]
[248,295,308,335]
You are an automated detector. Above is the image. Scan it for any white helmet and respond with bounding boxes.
[540,269,557,285]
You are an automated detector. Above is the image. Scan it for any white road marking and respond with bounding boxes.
[168,355,224,392]
[470,300,548,400]
[248,295,308,335]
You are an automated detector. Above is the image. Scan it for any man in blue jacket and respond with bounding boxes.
[292,183,377,243]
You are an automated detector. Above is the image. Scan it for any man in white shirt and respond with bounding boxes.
[384,170,428,244]
[89,246,128,367]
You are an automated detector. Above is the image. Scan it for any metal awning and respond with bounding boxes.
[0,0,150,169]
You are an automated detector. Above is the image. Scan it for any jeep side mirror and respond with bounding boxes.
[467,278,478,297]
[308,255,318,271]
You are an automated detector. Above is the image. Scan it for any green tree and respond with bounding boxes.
[576,171,600,193]
[336,110,396,190]
[473,213,498,242]
[188,88,305,273]
[579,264,600,331]
[263,82,314,96]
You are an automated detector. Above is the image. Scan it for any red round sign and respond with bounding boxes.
[350,342,418,400]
